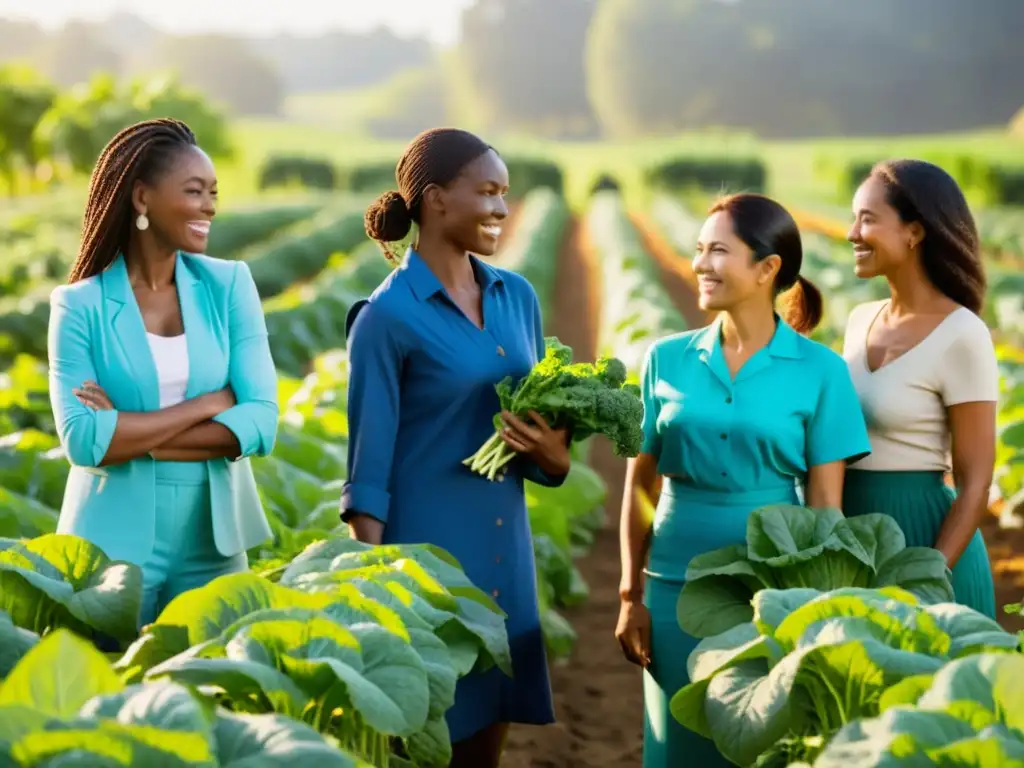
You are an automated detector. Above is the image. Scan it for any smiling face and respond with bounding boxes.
[132,145,218,254]
[426,149,509,257]
[848,175,924,279]
[693,210,780,312]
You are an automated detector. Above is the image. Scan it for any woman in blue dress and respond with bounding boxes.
[615,193,872,767]
[341,128,572,767]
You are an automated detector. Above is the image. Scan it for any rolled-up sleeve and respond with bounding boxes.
[211,261,279,460]
[520,288,568,489]
[47,287,118,467]
[340,300,403,524]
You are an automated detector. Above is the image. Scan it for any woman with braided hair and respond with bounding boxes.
[341,128,571,766]
[47,118,277,628]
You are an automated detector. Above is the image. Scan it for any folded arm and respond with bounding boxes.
[47,291,217,467]
[150,421,241,462]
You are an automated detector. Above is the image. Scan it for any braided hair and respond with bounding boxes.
[364,128,494,263]
[68,118,198,284]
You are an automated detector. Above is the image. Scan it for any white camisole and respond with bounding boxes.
[146,332,190,409]
[843,300,1000,472]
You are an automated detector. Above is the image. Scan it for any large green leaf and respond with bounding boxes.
[0,624,123,718]
[0,609,38,679]
[0,534,142,643]
[678,507,956,638]
[671,588,1021,766]
[214,711,369,766]
[814,654,1024,766]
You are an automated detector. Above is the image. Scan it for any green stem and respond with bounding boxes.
[467,431,502,472]
[487,444,517,480]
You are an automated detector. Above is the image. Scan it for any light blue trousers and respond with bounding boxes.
[140,461,248,626]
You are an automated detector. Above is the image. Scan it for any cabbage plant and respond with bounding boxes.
[671,586,1021,766]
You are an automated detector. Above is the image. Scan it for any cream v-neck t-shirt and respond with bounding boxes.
[843,300,1000,472]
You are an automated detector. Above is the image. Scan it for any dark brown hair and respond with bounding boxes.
[708,193,824,334]
[68,118,198,283]
[867,159,985,314]
[364,127,494,263]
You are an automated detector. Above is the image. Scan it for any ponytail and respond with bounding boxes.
[781,275,824,335]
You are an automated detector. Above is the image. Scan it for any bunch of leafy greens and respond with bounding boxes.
[671,586,1021,767]
[464,337,644,481]
[802,652,1024,767]
[676,505,956,638]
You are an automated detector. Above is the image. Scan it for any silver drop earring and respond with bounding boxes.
[136,213,149,231]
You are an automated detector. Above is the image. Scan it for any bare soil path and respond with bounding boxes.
[501,215,646,768]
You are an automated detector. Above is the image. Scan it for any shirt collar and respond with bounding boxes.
[402,247,503,302]
[693,313,803,360]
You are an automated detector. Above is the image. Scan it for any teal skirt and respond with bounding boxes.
[643,481,800,768]
[842,469,996,618]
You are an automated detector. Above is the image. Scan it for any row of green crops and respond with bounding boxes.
[489,187,606,659]
[586,190,689,373]
[0,531,510,766]
[0,199,337,370]
[996,347,1024,519]
[0,186,614,764]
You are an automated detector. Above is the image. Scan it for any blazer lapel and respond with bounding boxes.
[175,252,220,399]
[103,254,160,412]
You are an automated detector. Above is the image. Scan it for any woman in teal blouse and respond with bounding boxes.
[615,194,871,767]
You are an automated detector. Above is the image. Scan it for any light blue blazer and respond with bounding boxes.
[46,252,277,564]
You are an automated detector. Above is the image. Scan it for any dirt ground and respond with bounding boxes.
[498,210,1024,768]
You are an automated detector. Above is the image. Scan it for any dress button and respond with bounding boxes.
[492,589,500,598]
[496,518,503,526]
[725,397,733,404]
[720,433,727,440]
[496,345,505,356]
[495,555,502,564]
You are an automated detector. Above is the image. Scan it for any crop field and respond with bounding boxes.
[1,124,1023,766]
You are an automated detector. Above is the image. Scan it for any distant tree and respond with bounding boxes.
[31,22,122,87]
[135,34,285,116]
[35,73,232,176]
[361,65,453,140]
[455,0,598,139]
[0,19,46,65]
[260,28,435,94]
[585,0,743,139]
[585,0,1024,139]
[0,65,56,189]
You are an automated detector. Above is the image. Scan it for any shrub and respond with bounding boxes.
[258,155,337,191]
[643,155,767,194]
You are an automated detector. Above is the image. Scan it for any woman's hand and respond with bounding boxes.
[73,380,114,410]
[499,410,570,477]
[615,598,651,668]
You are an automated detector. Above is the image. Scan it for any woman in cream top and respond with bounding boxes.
[842,159,999,618]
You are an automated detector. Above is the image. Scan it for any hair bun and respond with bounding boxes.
[364,190,412,243]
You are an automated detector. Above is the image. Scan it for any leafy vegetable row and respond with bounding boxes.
[586,190,688,374]
[668,504,1023,766]
[0,531,511,767]
[0,199,334,369]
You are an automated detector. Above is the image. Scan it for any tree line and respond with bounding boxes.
[0,69,229,193]
[1,1,1023,141]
